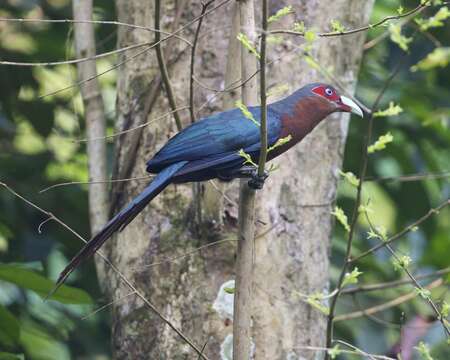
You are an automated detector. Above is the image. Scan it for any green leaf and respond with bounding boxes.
[342,267,363,287]
[267,135,292,152]
[268,5,293,23]
[0,305,20,348]
[389,24,412,51]
[237,33,260,59]
[223,287,235,294]
[0,265,92,304]
[411,47,450,71]
[339,171,360,187]
[238,149,258,168]
[331,206,350,232]
[328,345,341,359]
[367,225,388,242]
[330,20,345,33]
[415,7,450,31]
[391,255,412,271]
[441,300,449,317]
[293,21,305,34]
[235,100,259,127]
[0,353,24,360]
[20,321,69,360]
[415,342,434,360]
[374,102,403,117]
[304,54,320,70]
[304,30,316,43]
[306,293,330,315]
[368,132,394,153]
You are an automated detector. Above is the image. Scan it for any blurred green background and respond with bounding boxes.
[0,0,449,359]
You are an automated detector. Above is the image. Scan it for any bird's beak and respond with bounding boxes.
[340,96,364,118]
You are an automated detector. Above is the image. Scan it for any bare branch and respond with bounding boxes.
[154,0,183,131]
[269,1,431,39]
[39,175,154,193]
[189,1,215,123]
[335,279,444,322]
[342,267,450,294]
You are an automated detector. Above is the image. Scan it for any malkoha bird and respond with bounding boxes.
[53,82,363,293]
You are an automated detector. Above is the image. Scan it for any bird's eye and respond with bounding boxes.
[325,88,333,96]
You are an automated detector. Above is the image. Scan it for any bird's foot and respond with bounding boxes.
[248,170,269,190]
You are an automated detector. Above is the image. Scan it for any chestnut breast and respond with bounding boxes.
[267,96,335,160]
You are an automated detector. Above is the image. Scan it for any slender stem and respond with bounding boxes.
[257,0,268,177]
[350,199,450,262]
[336,279,443,322]
[233,0,258,359]
[268,1,431,39]
[189,1,214,123]
[342,267,450,294]
[154,0,182,131]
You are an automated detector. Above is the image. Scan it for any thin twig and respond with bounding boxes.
[39,175,154,193]
[293,345,395,360]
[134,238,237,271]
[154,0,183,131]
[269,1,431,39]
[0,182,209,360]
[81,291,136,320]
[0,17,192,47]
[335,279,443,322]
[35,0,231,99]
[351,199,450,262]
[342,267,450,294]
[366,172,450,183]
[257,0,268,178]
[362,209,449,336]
[189,1,214,123]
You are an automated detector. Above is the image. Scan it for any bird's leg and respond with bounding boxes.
[247,169,269,190]
[217,166,269,189]
[232,166,269,190]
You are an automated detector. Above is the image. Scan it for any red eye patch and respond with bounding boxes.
[312,86,340,101]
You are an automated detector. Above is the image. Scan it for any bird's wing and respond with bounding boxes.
[146,107,281,172]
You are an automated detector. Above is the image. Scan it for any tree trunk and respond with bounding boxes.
[103,1,374,358]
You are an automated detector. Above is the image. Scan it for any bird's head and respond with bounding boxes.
[308,83,364,118]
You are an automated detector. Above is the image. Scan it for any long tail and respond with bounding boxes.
[48,162,187,299]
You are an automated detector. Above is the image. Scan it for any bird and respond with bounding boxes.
[51,82,363,296]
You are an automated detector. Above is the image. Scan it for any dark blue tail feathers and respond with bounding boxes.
[50,162,187,298]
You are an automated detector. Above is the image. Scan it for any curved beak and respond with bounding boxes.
[340,96,364,118]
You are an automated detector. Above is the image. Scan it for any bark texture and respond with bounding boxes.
[103,1,374,359]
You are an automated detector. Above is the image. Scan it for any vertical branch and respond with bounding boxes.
[257,0,268,176]
[72,0,108,234]
[233,0,259,359]
[154,0,183,131]
[189,1,213,124]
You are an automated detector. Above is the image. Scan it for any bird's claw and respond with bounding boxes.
[248,170,269,190]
